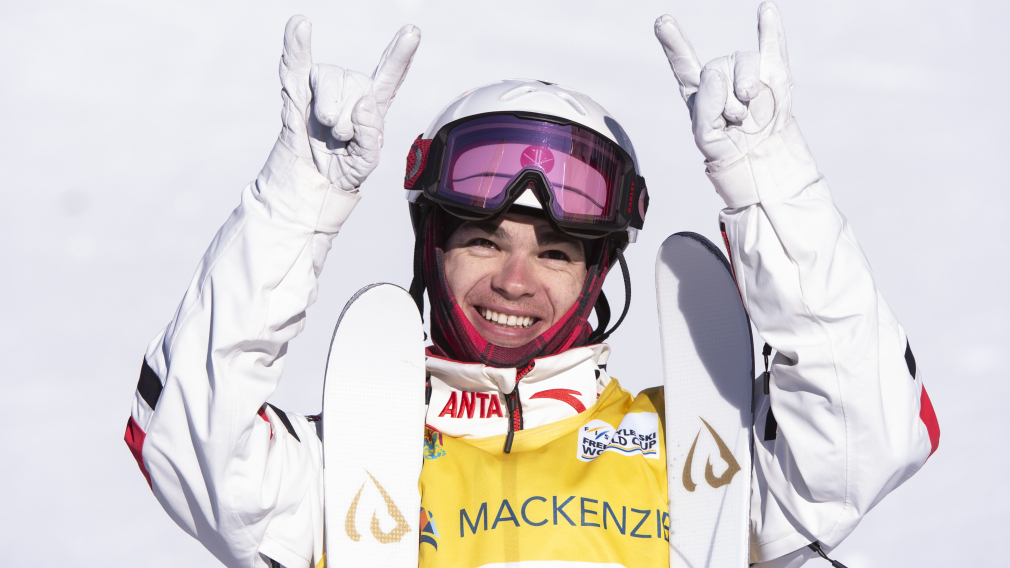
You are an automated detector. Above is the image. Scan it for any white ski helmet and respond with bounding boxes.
[404,79,648,244]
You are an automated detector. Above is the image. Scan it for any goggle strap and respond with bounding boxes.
[404,135,432,190]
[629,175,648,230]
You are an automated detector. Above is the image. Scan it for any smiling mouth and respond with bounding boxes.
[478,307,539,329]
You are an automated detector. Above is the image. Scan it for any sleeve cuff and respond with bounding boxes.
[259,535,311,568]
[255,137,362,234]
[705,118,820,209]
[753,530,816,565]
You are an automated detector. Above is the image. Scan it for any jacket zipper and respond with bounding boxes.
[503,361,535,454]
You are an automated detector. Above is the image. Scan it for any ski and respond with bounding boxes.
[656,232,755,567]
[322,283,427,566]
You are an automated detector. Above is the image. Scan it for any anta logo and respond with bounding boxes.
[530,388,585,413]
[459,496,668,542]
[345,470,411,544]
[577,413,660,462]
[682,417,742,491]
[438,391,504,419]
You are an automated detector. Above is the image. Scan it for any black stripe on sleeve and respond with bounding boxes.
[137,359,164,411]
[266,403,301,443]
[904,340,917,379]
[764,407,778,441]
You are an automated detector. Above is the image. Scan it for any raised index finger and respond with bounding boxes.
[654,15,703,104]
[370,24,422,115]
[757,2,791,80]
[279,15,313,128]
[281,15,313,77]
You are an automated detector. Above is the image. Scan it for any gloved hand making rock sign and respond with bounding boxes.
[655,2,805,209]
[257,16,420,230]
[656,1,792,162]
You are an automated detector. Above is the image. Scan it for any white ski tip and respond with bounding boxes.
[323,283,426,566]
[656,233,754,568]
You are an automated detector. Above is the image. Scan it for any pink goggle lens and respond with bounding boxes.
[437,115,624,224]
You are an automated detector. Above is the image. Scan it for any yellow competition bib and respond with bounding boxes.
[419,380,669,568]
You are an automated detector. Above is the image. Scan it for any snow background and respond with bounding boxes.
[1,0,1006,565]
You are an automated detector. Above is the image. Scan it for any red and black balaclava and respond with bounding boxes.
[415,207,617,369]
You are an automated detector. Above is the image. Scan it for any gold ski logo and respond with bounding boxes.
[682,417,741,492]
[345,470,411,543]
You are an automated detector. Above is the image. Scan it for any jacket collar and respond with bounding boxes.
[425,344,612,439]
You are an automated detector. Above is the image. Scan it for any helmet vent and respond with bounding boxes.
[555,92,587,116]
[500,85,537,102]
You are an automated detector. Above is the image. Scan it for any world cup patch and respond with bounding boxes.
[577,413,659,462]
[577,419,615,461]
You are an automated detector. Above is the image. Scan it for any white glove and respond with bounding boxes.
[654,2,814,209]
[283,15,419,191]
[256,15,420,231]
[655,1,791,163]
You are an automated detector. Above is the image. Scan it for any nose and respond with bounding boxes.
[490,253,537,301]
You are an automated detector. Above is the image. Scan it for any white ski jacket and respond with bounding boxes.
[125,120,938,568]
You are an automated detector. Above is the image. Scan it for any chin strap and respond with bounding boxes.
[592,291,612,338]
[408,209,429,335]
[408,232,426,319]
[588,248,631,344]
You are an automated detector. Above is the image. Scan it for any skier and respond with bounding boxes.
[125,4,939,567]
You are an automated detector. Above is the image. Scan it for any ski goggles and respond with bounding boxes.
[405,113,648,239]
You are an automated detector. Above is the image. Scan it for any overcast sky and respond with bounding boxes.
[1,0,1007,566]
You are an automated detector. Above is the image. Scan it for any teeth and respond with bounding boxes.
[480,308,536,329]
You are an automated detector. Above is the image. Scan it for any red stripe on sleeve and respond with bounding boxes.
[124,416,152,488]
[919,386,940,458]
[258,405,274,439]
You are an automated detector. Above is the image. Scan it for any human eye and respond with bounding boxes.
[470,238,499,250]
[540,249,571,262]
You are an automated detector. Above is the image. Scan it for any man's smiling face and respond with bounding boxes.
[443,213,588,348]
